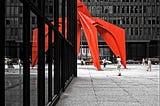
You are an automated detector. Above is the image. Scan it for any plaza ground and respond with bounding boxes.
[56,64,160,106]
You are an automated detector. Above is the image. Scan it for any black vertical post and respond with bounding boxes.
[62,0,65,36]
[48,26,52,101]
[73,0,77,77]
[54,0,60,95]
[61,0,67,90]
[61,0,66,90]
[37,0,45,106]
[67,0,71,42]
[67,0,77,77]
[0,0,5,106]
[67,0,72,79]
[23,3,30,106]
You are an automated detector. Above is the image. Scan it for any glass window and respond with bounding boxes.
[10,0,14,3]
[152,27,156,35]
[143,6,146,13]
[117,20,120,24]
[15,18,19,26]
[126,17,129,24]
[135,17,138,24]
[139,17,142,24]
[6,19,10,25]
[139,27,142,35]
[152,6,155,14]
[122,6,125,13]
[113,6,116,13]
[135,27,138,35]
[131,17,133,24]
[96,6,102,14]
[157,17,160,24]
[139,6,142,13]
[121,17,125,24]
[148,20,151,24]
[5,28,11,36]
[135,6,138,13]
[130,28,133,35]
[19,6,23,14]
[143,17,146,24]
[131,6,134,13]
[19,17,23,24]
[6,7,10,15]
[152,19,155,24]
[49,6,53,14]
[157,28,160,35]
[15,7,19,15]
[15,28,18,36]
[10,7,15,15]
[117,6,120,13]
[148,27,151,35]
[126,6,129,13]
[113,20,116,24]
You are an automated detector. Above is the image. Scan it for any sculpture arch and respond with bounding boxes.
[32,0,126,70]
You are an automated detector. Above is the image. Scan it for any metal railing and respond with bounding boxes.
[0,0,77,106]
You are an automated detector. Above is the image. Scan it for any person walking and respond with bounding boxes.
[117,56,121,76]
[146,58,151,71]
[142,58,145,65]
[103,58,107,68]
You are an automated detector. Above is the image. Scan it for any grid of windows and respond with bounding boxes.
[85,0,160,41]
[81,0,160,59]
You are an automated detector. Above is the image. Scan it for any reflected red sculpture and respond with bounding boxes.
[32,0,126,70]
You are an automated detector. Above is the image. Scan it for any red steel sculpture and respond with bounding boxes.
[32,0,126,70]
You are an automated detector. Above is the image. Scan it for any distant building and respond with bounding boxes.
[5,0,160,60]
[80,0,160,60]
[5,0,54,58]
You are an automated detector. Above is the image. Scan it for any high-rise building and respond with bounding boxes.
[80,0,160,60]
[5,0,160,60]
[5,0,54,58]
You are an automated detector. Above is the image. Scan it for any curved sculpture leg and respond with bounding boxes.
[94,18,126,68]
[79,12,101,70]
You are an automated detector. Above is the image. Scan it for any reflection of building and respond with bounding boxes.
[5,0,54,58]
[80,0,160,60]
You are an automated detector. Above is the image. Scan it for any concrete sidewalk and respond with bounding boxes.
[56,64,160,106]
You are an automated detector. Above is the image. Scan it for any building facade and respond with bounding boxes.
[5,0,160,60]
[5,0,54,58]
[80,0,160,60]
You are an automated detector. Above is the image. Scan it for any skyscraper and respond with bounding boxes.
[5,0,54,58]
[81,0,160,60]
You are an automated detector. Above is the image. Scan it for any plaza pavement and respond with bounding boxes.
[56,64,160,106]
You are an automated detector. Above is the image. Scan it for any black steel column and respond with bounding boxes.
[37,0,45,106]
[62,0,65,36]
[73,0,77,77]
[0,0,5,106]
[54,0,61,95]
[23,3,30,106]
[67,0,77,77]
[67,0,72,42]
[61,0,65,89]
[48,26,52,101]
[67,0,72,78]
